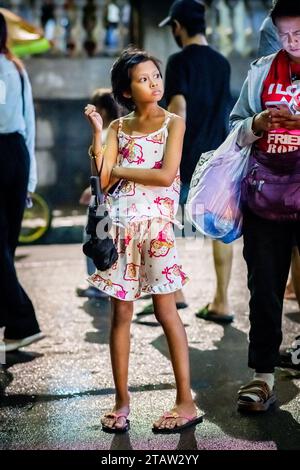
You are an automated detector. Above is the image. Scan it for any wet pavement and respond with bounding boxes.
[0,239,300,450]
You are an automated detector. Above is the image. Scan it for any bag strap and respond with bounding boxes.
[117,118,123,136]
[18,70,25,117]
[90,148,105,204]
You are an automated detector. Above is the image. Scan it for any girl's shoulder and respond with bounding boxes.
[167,113,185,131]
[109,113,134,132]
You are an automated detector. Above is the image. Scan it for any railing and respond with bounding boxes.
[1,0,274,58]
[205,0,274,57]
[1,0,131,56]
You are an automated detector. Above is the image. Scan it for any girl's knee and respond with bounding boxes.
[153,309,175,325]
[112,301,133,324]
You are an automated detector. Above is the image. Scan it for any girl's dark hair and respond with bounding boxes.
[91,88,121,121]
[270,0,300,25]
[0,12,8,54]
[111,46,162,111]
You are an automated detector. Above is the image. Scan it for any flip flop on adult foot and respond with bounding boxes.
[195,303,234,324]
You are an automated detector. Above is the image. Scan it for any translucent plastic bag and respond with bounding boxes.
[186,126,251,243]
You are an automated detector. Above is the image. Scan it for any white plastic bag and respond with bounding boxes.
[186,126,251,243]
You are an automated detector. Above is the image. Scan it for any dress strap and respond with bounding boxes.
[163,112,175,128]
[117,118,123,136]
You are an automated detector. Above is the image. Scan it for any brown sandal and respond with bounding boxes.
[237,380,277,412]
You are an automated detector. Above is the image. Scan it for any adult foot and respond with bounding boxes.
[0,332,45,352]
[237,380,276,412]
[195,303,234,324]
[137,300,188,317]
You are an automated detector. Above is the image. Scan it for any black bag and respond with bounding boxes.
[82,175,118,271]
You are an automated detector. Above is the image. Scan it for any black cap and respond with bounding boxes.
[158,0,205,28]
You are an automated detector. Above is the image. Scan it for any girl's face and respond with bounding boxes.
[127,60,164,105]
[276,16,300,62]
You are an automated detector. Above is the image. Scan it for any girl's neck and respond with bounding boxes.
[133,103,165,120]
[133,103,164,120]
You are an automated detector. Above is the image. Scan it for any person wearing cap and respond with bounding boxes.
[159,0,234,324]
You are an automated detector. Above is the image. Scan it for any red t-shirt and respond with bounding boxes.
[258,50,300,154]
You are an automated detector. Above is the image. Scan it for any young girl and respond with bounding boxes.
[84,47,201,433]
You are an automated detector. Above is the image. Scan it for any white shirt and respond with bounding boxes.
[0,54,37,192]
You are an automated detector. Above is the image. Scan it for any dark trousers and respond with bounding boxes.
[0,133,40,339]
[243,209,300,373]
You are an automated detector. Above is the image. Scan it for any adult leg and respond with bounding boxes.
[291,247,300,307]
[0,134,40,338]
[275,226,300,372]
[101,298,133,430]
[238,211,293,411]
[243,210,293,373]
[210,240,233,314]
[195,240,234,323]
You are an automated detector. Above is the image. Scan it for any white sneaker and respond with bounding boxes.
[0,332,45,353]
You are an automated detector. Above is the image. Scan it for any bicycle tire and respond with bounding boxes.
[19,193,52,243]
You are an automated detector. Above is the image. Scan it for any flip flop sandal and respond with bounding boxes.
[136,302,188,317]
[152,411,203,434]
[101,412,130,433]
[237,380,277,412]
[195,304,234,324]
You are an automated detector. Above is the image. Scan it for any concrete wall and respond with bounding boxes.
[26,57,115,99]
[25,58,116,205]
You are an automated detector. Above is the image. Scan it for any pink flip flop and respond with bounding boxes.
[152,411,203,434]
[101,412,130,434]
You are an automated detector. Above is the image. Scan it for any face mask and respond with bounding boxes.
[174,33,183,48]
[171,21,183,48]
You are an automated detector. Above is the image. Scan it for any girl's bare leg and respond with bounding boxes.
[152,292,196,430]
[101,298,133,430]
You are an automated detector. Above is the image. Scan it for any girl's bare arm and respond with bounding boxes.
[99,121,120,191]
[88,121,120,191]
[112,116,185,187]
[85,105,120,191]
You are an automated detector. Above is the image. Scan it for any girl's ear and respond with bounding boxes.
[123,90,131,99]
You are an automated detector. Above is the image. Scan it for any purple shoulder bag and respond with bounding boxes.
[241,148,300,221]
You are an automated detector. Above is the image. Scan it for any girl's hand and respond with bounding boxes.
[84,104,103,133]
